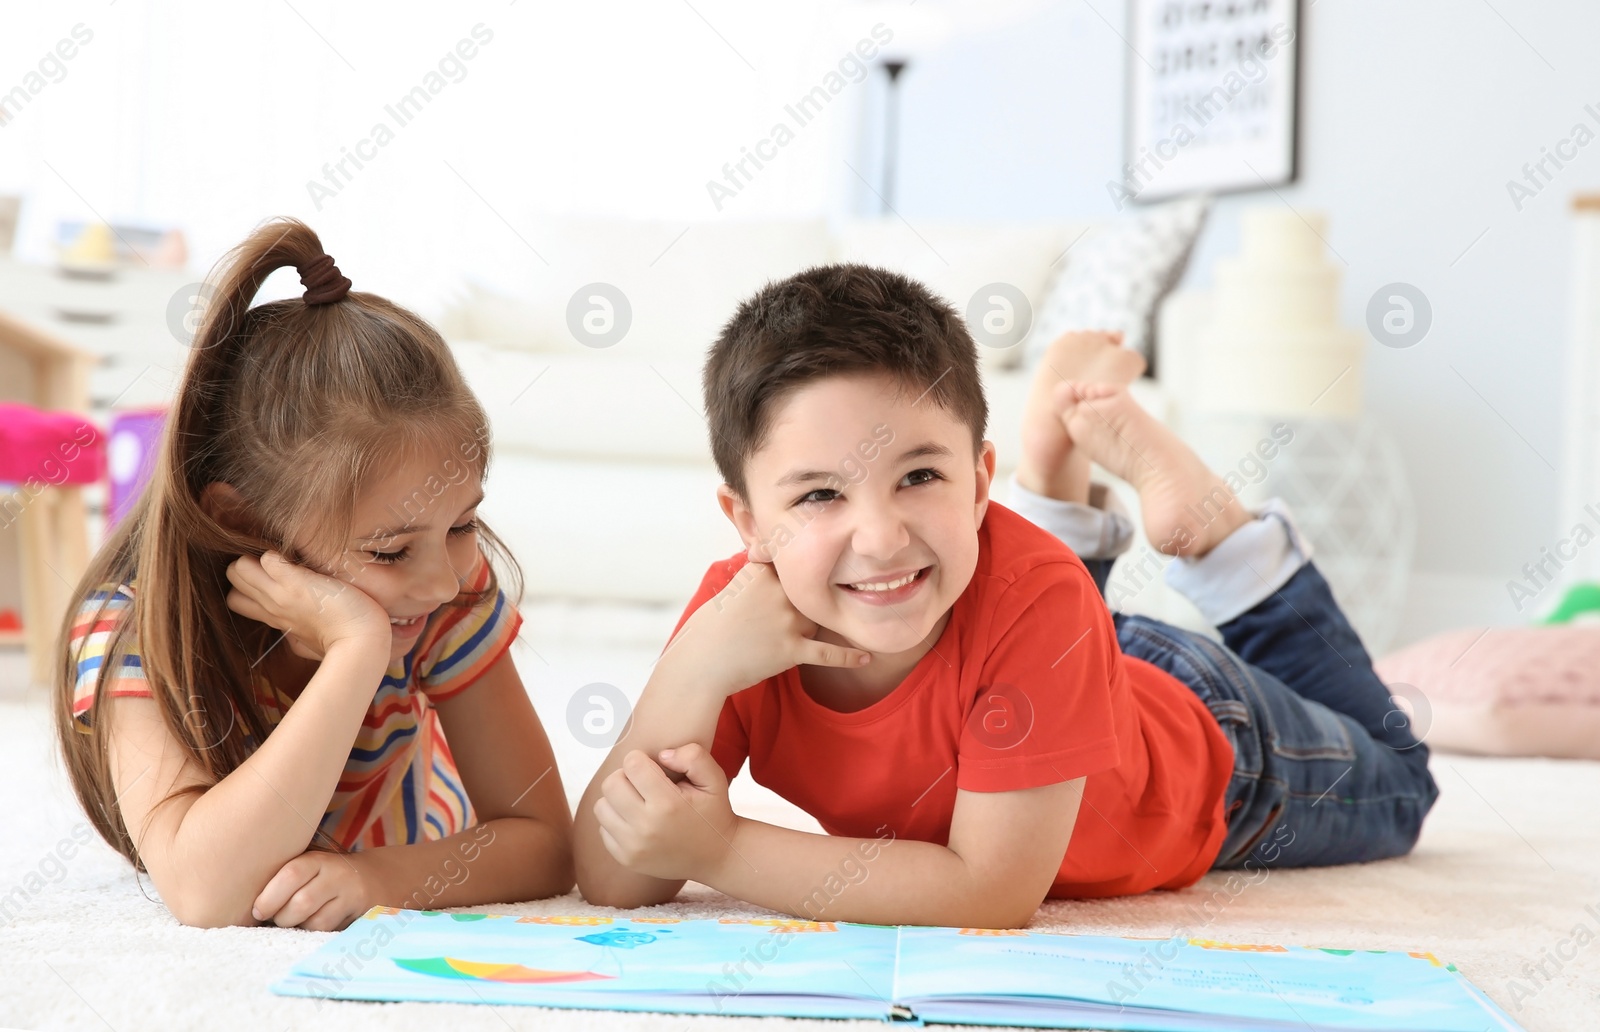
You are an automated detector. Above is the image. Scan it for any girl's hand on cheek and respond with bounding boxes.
[224,551,392,660]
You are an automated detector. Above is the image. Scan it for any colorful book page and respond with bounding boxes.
[271,909,897,1020]
[893,927,1523,1032]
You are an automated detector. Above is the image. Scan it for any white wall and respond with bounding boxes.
[887,0,1592,625]
[2,0,1590,630]
[0,1,894,311]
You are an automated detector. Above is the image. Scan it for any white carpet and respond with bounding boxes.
[2,638,1597,1032]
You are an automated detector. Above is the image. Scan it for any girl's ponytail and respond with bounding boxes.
[178,221,346,498]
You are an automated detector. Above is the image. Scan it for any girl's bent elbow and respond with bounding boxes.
[167,891,256,930]
[545,857,577,899]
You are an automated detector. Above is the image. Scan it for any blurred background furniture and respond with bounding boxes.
[1155,207,1415,652]
[0,313,102,684]
[1562,194,1600,589]
[0,253,187,684]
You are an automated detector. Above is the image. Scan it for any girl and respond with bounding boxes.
[54,218,573,930]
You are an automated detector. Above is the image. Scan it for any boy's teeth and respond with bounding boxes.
[849,570,919,592]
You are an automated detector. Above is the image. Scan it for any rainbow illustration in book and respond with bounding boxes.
[392,956,613,984]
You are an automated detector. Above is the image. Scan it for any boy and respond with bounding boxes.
[574,265,1438,927]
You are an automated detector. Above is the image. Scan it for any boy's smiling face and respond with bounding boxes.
[720,372,996,661]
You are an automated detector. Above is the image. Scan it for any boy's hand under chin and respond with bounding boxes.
[671,556,872,696]
[594,743,742,883]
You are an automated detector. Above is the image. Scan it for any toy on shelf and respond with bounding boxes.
[107,407,166,527]
[55,220,188,278]
[58,221,118,281]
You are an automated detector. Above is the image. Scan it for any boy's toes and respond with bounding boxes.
[1054,381,1123,407]
[1037,330,1146,387]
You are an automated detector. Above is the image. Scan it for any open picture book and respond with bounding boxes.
[271,908,1522,1031]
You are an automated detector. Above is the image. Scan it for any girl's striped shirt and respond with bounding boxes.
[68,550,522,850]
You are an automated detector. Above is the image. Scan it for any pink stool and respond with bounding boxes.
[0,403,105,484]
[0,402,106,685]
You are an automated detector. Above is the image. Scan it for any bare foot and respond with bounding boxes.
[1017,331,1147,503]
[1061,383,1251,558]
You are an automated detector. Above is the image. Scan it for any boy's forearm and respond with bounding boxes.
[702,819,1040,929]
[368,816,574,911]
[573,649,734,906]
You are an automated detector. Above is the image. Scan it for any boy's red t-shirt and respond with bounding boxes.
[674,502,1235,898]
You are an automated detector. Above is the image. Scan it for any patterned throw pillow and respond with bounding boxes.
[1374,624,1600,760]
[1023,195,1210,373]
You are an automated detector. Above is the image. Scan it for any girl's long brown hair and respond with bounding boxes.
[53,217,522,869]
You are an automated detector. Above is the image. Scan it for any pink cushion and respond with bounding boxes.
[1375,625,1600,760]
[0,403,105,486]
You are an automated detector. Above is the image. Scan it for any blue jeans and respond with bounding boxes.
[1083,556,1440,869]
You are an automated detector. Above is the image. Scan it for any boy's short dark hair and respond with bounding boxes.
[703,263,988,497]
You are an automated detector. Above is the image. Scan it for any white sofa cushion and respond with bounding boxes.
[481,454,741,604]
[468,218,834,359]
[829,219,1094,371]
[455,343,713,463]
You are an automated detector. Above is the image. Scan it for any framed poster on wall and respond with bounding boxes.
[1121,0,1301,205]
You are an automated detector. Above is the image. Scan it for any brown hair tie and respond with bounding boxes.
[297,253,352,305]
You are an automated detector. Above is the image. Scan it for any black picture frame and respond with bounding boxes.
[1122,0,1302,205]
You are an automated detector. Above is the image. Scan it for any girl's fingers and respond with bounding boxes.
[258,551,300,584]
[227,559,287,613]
[226,591,293,643]
[224,555,262,587]
[796,638,872,670]
[264,550,341,588]
[261,550,330,588]
[300,896,350,932]
[274,880,331,929]
[252,856,316,923]
[225,589,267,622]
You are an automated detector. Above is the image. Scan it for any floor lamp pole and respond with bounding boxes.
[880,60,907,214]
